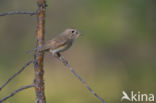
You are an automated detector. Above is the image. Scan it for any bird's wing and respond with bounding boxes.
[38,36,68,52]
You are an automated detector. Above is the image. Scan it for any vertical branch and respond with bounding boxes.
[34,0,47,103]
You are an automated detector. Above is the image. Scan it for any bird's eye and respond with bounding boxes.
[71,30,75,33]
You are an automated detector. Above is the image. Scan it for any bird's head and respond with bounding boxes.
[64,28,80,40]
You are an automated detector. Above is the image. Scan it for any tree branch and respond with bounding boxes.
[0,60,33,91]
[53,53,106,103]
[0,84,34,103]
[0,11,37,16]
[33,0,47,103]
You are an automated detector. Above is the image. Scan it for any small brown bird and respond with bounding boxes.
[26,28,80,55]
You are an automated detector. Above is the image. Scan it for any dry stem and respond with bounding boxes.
[53,53,106,103]
[0,11,37,16]
[0,60,33,91]
[0,84,34,103]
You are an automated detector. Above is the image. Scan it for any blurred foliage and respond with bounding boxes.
[0,0,156,103]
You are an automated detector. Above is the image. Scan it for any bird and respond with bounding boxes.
[26,28,80,56]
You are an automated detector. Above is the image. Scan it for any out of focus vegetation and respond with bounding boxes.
[0,0,156,103]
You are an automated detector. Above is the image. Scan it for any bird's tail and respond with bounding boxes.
[25,48,37,54]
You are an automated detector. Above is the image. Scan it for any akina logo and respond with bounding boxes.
[121,91,154,102]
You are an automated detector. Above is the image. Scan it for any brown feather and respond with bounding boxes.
[38,33,69,52]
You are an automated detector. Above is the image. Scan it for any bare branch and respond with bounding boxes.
[0,11,37,16]
[0,60,33,91]
[33,0,47,103]
[0,84,34,103]
[53,53,106,103]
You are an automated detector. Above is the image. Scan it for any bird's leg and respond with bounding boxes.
[50,49,61,57]
[49,50,68,64]
[56,52,61,57]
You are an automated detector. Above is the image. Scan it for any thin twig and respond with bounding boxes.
[0,84,34,103]
[0,11,37,16]
[53,53,106,103]
[0,60,33,91]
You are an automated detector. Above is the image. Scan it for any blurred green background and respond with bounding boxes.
[0,0,156,103]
